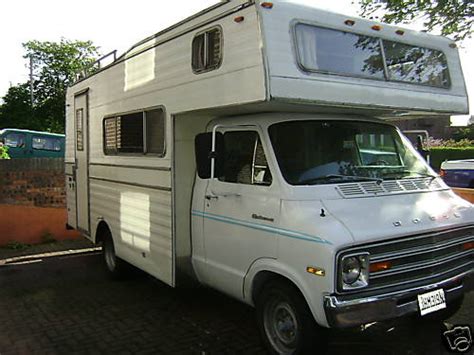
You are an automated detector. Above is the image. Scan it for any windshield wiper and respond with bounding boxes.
[382,170,438,183]
[298,174,383,185]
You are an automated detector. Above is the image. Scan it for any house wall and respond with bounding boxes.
[0,158,80,246]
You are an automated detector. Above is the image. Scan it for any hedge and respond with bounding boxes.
[429,147,474,171]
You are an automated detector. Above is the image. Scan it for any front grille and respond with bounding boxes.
[337,226,474,294]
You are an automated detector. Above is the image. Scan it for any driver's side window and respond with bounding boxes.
[218,131,272,186]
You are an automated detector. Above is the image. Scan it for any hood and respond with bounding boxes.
[321,189,474,245]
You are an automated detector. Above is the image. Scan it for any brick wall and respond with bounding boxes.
[0,158,65,208]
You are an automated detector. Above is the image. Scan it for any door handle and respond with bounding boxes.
[221,193,241,198]
[205,192,241,200]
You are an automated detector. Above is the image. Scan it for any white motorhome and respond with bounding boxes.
[65,1,474,353]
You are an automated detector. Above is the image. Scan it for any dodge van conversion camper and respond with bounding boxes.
[65,1,473,353]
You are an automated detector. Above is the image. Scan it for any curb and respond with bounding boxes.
[0,247,102,266]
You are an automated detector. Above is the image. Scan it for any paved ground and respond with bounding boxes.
[0,253,472,354]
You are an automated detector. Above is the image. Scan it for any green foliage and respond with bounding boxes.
[429,138,474,148]
[357,0,473,42]
[0,143,10,159]
[3,241,31,250]
[430,147,474,171]
[451,126,474,141]
[0,39,100,133]
[0,84,37,130]
[40,232,57,244]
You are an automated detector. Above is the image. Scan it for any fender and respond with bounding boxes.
[243,257,330,328]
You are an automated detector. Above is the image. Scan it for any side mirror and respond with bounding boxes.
[416,135,429,160]
[195,132,224,179]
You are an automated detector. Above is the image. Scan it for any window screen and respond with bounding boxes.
[118,112,143,153]
[103,108,165,156]
[192,27,222,73]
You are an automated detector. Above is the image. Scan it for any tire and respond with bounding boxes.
[256,280,328,355]
[102,229,129,279]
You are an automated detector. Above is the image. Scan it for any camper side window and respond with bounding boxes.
[76,109,84,151]
[192,27,222,73]
[103,108,165,156]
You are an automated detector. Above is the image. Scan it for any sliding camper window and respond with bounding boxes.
[294,23,450,88]
[103,108,165,156]
[192,27,223,73]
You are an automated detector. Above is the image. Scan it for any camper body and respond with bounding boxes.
[65,1,473,353]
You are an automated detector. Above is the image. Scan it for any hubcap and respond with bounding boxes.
[264,299,299,353]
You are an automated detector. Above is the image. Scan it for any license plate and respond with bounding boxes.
[417,289,446,316]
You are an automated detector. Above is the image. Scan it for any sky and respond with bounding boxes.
[0,0,472,125]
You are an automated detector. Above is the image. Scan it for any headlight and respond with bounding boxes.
[340,253,369,291]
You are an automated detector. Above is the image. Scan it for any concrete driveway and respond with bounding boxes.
[0,253,472,354]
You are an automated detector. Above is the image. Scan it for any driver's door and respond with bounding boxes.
[201,129,279,299]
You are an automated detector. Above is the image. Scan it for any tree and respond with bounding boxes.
[0,84,36,130]
[0,39,100,133]
[357,0,473,42]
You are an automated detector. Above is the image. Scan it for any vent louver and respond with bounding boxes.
[337,178,445,198]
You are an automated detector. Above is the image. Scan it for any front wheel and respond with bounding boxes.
[256,280,328,355]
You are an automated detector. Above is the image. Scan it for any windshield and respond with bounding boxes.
[268,120,433,185]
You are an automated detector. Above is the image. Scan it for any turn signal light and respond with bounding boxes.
[234,16,245,23]
[463,242,474,251]
[307,266,325,277]
[439,169,446,177]
[369,261,392,273]
[395,29,405,36]
[371,25,382,31]
[261,2,273,9]
[344,19,355,26]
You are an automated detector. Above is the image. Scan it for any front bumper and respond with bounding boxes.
[324,269,474,328]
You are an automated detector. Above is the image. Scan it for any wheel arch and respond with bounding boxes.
[244,259,329,327]
[94,220,112,244]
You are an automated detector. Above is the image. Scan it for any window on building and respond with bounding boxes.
[103,108,165,156]
[32,136,62,151]
[4,133,25,148]
[218,131,272,186]
[192,27,223,73]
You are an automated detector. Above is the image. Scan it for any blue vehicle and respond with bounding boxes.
[440,159,474,188]
[0,128,65,158]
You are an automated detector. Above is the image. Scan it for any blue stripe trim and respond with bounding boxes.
[192,210,331,245]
